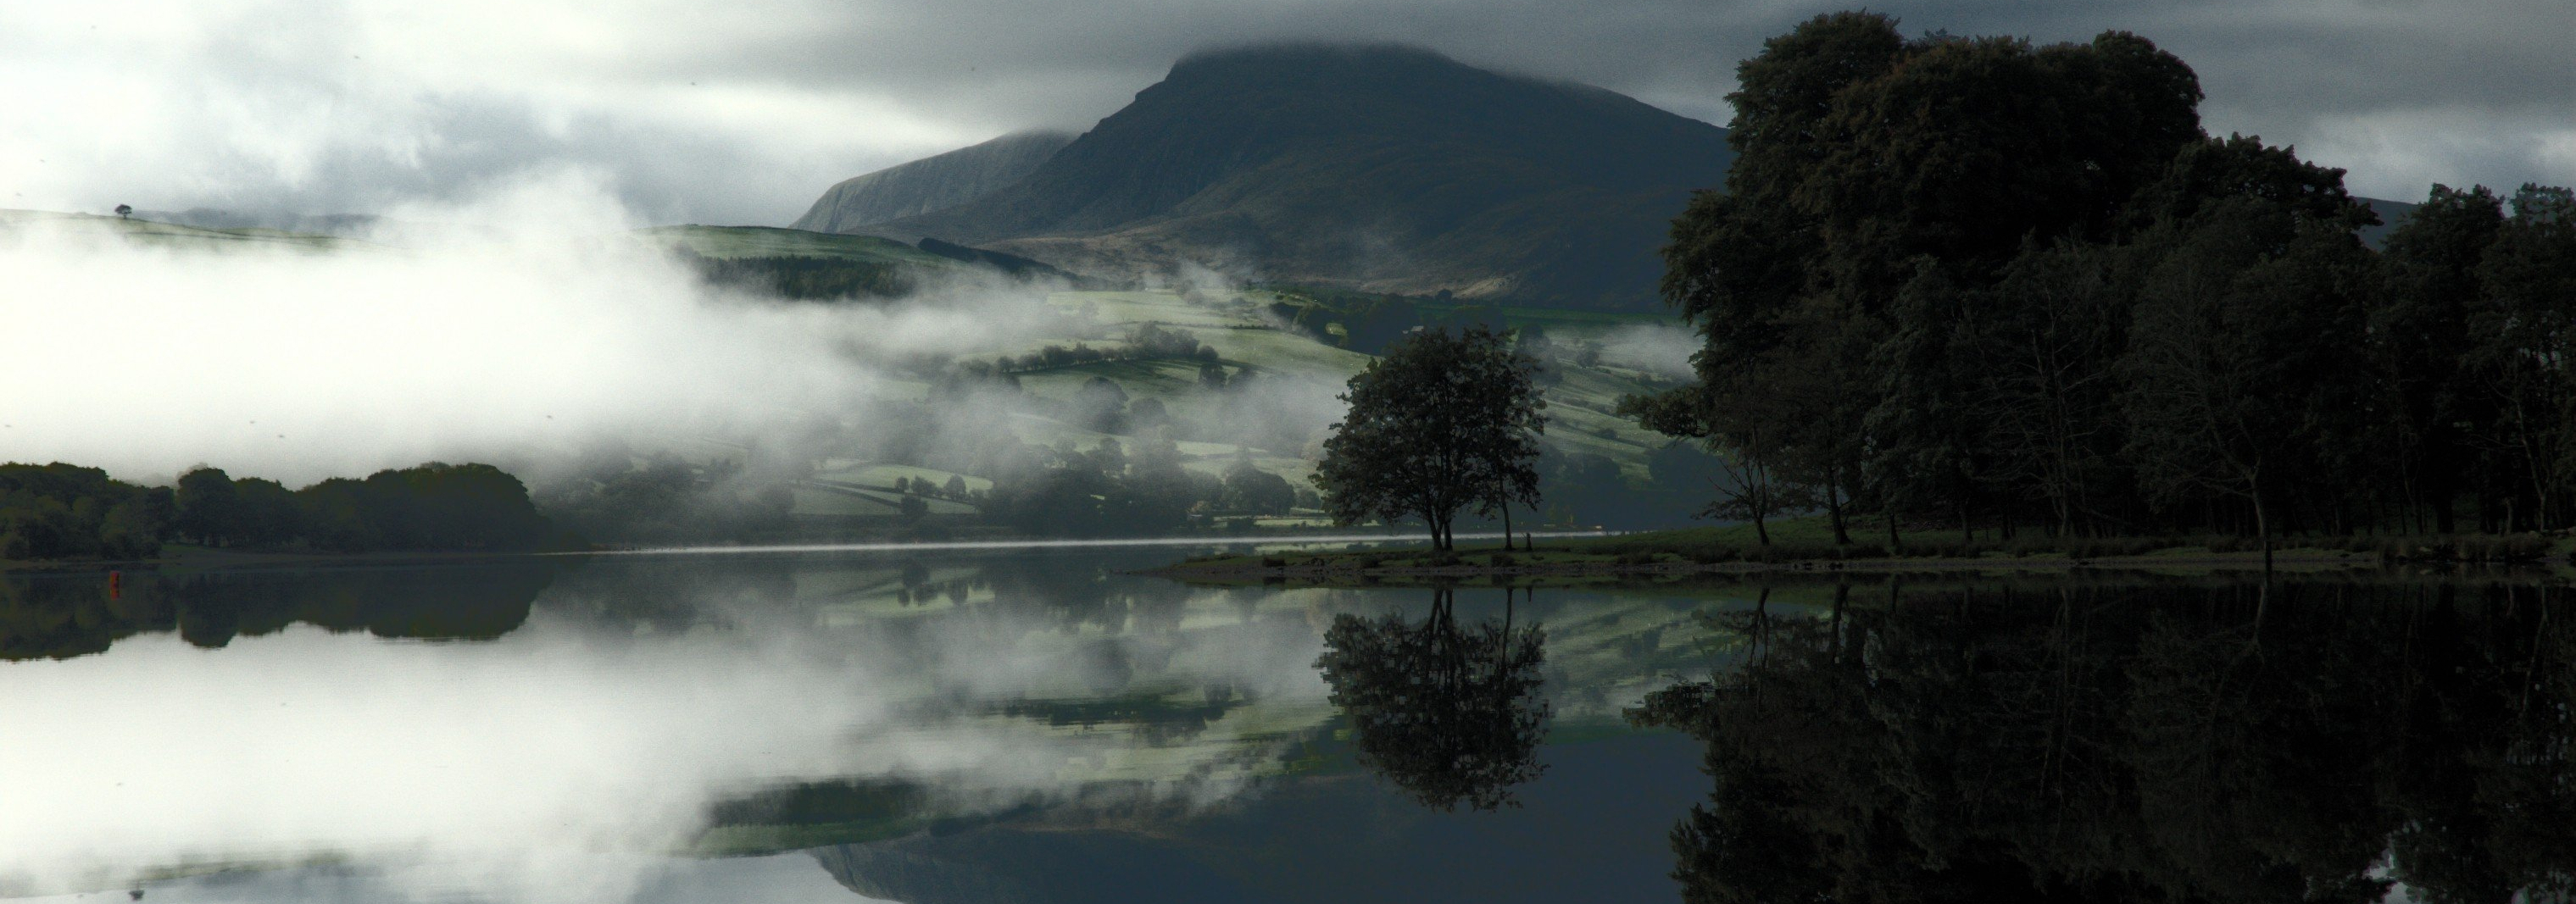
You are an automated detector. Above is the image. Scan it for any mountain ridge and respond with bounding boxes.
[814,43,1736,309]
[792,130,1076,234]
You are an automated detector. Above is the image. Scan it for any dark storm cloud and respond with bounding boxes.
[6,0,2565,225]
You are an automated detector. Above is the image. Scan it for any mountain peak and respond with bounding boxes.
[808,47,1733,308]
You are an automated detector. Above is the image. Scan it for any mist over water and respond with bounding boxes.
[0,176,1065,486]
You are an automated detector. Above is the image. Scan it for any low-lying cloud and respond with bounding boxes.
[0,175,1062,487]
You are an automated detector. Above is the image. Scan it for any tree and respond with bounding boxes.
[2373,184,2505,532]
[1646,14,2204,546]
[1973,241,2129,536]
[1623,382,1806,545]
[1316,326,1545,551]
[114,204,131,219]
[2466,185,2576,530]
[175,466,242,546]
[1221,454,1297,515]
[2118,149,2378,565]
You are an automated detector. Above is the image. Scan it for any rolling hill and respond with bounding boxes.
[813,43,1736,311]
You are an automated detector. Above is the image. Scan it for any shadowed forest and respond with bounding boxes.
[1632,13,2576,550]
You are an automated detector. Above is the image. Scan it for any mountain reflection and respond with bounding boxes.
[1317,585,1551,811]
[1633,580,2576,904]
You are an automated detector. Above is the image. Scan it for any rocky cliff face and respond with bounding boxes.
[791,130,1075,233]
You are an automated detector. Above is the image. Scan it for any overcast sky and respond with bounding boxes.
[4,0,2568,227]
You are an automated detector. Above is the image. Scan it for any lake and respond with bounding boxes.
[3,550,2571,903]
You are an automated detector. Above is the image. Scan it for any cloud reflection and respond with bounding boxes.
[0,578,1332,903]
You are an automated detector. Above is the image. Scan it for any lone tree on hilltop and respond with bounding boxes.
[1316,325,1544,552]
[114,204,131,219]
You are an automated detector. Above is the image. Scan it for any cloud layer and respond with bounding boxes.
[4,0,2567,227]
[0,175,1071,485]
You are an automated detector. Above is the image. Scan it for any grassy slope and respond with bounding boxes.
[0,209,362,251]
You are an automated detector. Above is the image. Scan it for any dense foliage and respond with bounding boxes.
[992,321,1219,373]
[687,252,917,300]
[1636,12,2576,552]
[0,463,173,561]
[0,461,559,561]
[181,463,557,552]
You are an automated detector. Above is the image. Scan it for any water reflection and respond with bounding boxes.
[1316,585,1551,811]
[18,556,2572,904]
[1633,578,2576,904]
[0,563,558,659]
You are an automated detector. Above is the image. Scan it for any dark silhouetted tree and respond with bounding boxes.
[1316,326,1544,551]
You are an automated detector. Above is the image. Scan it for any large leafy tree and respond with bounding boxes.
[1316,326,1544,551]
[2467,185,2576,530]
[2116,137,2380,563]
[1642,13,2204,542]
[2372,185,2505,532]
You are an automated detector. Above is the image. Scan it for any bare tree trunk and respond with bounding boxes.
[2253,487,2273,574]
[1501,502,1513,552]
[1826,470,1851,546]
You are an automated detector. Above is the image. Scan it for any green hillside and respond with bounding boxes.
[0,208,363,252]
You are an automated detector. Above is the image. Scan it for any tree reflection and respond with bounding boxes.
[1316,585,1550,811]
[0,563,557,659]
[1634,580,2576,904]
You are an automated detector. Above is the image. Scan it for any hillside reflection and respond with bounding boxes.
[1633,580,2576,904]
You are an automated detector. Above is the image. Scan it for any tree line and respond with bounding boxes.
[682,250,918,301]
[0,460,559,561]
[988,321,1221,374]
[1632,12,2576,555]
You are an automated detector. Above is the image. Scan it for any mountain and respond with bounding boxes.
[791,130,1077,234]
[2358,197,2419,250]
[811,44,1734,309]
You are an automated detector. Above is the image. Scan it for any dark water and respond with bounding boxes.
[3,554,2570,903]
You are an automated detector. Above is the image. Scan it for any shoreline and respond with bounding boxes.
[0,530,1571,574]
[1141,547,2561,587]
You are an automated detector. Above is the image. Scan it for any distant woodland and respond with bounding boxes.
[1634,13,2576,546]
[0,462,557,561]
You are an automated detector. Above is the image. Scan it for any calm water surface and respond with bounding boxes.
[3,551,2570,903]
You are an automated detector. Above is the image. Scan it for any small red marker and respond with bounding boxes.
[109,570,122,600]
